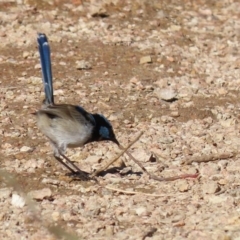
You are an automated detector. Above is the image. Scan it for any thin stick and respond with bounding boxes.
[91,131,143,177]
[105,185,167,197]
[124,151,199,181]
[183,152,235,165]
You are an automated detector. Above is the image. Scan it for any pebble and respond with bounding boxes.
[177,180,190,192]
[52,211,60,221]
[84,155,102,164]
[23,51,30,59]
[11,193,25,208]
[155,88,177,101]
[76,60,92,70]
[202,182,220,194]
[139,56,152,64]
[20,146,32,152]
[34,63,41,69]
[135,206,147,216]
[170,111,180,117]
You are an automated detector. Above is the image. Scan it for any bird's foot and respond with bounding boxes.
[67,171,98,182]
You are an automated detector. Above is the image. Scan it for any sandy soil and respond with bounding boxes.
[1,0,240,239]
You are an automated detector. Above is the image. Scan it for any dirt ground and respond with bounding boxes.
[1,0,240,239]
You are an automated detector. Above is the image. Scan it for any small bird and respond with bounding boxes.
[36,33,119,179]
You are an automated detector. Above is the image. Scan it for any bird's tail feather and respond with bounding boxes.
[37,33,54,105]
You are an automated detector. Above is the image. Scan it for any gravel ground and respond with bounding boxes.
[1,0,240,239]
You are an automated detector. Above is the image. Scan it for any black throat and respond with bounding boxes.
[85,114,102,144]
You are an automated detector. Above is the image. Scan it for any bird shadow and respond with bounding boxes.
[67,166,142,182]
[96,166,143,177]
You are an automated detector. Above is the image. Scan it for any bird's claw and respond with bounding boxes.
[68,171,98,182]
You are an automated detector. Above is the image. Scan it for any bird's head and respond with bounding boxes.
[91,114,119,145]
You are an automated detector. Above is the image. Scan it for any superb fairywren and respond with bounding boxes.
[36,33,119,178]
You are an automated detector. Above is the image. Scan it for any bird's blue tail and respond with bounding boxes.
[37,33,54,105]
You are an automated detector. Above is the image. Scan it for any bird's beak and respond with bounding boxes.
[112,138,120,145]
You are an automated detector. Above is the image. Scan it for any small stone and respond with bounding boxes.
[173,221,185,227]
[155,88,177,101]
[20,146,32,152]
[170,111,180,117]
[177,180,190,192]
[52,211,60,221]
[28,188,52,200]
[208,195,228,204]
[199,8,212,16]
[54,89,64,96]
[169,25,181,31]
[108,113,118,121]
[59,61,67,66]
[218,179,228,185]
[218,88,228,95]
[166,56,174,62]
[76,60,92,70]
[11,193,25,208]
[90,5,108,18]
[159,137,174,144]
[29,76,42,85]
[62,212,71,221]
[34,63,41,69]
[157,10,166,19]
[172,213,185,223]
[135,206,147,216]
[140,56,152,64]
[202,182,220,194]
[23,51,30,59]
[105,225,114,236]
[84,155,102,164]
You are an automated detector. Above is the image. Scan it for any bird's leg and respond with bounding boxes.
[54,153,92,181]
[51,142,78,173]
[59,152,93,181]
[53,154,77,174]
[58,151,87,174]
[51,142,91,180]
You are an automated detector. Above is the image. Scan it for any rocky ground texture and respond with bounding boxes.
[1,0,240,239]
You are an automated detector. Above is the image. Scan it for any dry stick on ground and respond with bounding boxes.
[91,131,144,177]
[92,131,198,181]
[104,185,167,197]
[124,151,199,181]
[184,152,236,165]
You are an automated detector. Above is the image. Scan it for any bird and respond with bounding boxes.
[35,33,119,179]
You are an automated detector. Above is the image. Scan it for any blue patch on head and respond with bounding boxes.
[99,126,110,138]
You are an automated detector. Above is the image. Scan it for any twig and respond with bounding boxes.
[183,152,236,165]
[92,131,199,181]
[91,131,144,177]
[104,185,167,197]
[125,151,199,181]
